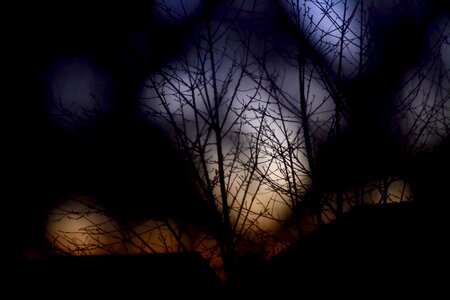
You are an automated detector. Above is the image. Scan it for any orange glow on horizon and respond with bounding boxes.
[44,177,412,281]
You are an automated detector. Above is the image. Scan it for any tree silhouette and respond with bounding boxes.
[15,0,449,288]
[266,0,449,228]
[141,0,286,277]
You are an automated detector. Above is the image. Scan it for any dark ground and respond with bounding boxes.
[9,202,449,299]
[236,202,449,298]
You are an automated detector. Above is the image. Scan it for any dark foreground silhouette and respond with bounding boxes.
[234,202,449,298]
[13,252,223,299]
[11,202,448,299]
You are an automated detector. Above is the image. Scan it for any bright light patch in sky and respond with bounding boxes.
[362,179,412,204]
[388,16,449,153]
[139,8,322,243]
[46,196,190,255]
[46,196,120,255]
[47,56,112,131]
[319,178,412,224]
[281,0,362,78]
[140,65,310,239]
[121,219,183,254]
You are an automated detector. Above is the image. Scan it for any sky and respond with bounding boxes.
[5,1,449,279]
